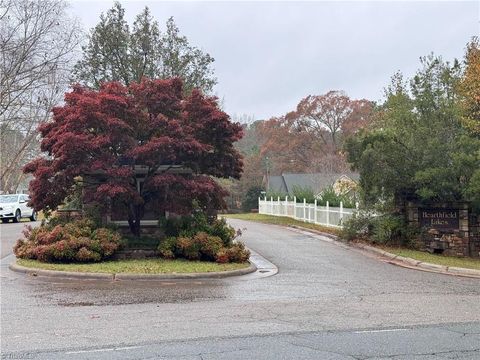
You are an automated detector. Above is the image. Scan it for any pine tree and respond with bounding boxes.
[73,2,216,93]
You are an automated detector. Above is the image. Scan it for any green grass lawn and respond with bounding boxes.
[383,247,480,270]
[222,213,341,236]
[17,258,249,274]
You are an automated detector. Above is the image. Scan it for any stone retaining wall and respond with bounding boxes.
[114,249,157,260]
[407,202,479,258]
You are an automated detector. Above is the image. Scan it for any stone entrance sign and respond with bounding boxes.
[406,201,479,257]
[420,208,459,230]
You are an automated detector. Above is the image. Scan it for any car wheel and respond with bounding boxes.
[13,210,21,223]
[1,218,8,223]
[30,211,37,221]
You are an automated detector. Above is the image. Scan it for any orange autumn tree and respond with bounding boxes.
[257,92,374,174]
[460,38,480,134]
[257,113,318,174]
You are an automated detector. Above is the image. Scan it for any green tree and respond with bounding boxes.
[130,6,162,81]
[158,17,216,93]
[242,186,265,212]
[73,2,131,87]
[345,55,480,209]
[73,3,216,93]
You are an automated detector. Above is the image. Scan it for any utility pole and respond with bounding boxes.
[265,156,270,192]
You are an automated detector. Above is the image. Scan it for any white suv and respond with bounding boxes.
[0,194,37,223]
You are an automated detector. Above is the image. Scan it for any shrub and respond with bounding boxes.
[157,237,177,259]
[209,218,236,246]
[370,214,403,244]
[175,236,201,260]
[160,210,209,238]
[160,216,191,238]
[75,247,101,262]
[93,228,123,256]
[265,189,288,200]
[12,240,35,260]
[214,242,250,264]
[341,211,374,242]
[214,248,230,264]
[44,214,72,228]
[159,211,236,246]
[370,214,419,246]
[292,185,316,204]
[317,185,356,208]
[13,217,123,263]
[193,232,223,261]
[224,242,250,263]
[341,211,418,247]
[156,231,249,263]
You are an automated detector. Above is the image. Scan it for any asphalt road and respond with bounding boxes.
[1,219,480,359]
[0,220,39,259]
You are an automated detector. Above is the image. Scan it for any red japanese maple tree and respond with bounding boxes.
[24,78,243,235]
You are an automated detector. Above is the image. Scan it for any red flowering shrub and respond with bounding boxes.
[75,247,101,262]
[214,248,230,264]
[156,231,250,263]
[13,218,123,263]
[224,242,250,263]
[193,232,223,261]
[93,228,122,257]
[175,236,201,260]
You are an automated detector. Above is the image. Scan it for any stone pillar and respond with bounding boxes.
[406,201,419,227]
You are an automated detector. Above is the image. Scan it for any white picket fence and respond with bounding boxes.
[258,196,357,228]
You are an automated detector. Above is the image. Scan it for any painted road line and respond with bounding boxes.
[353,328,409,334]
[65,345,142,354]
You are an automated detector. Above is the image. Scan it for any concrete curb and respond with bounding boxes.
[9,262,115,280]
[288,225,340,242]
[8,260,257,281]
[287,224,480,279]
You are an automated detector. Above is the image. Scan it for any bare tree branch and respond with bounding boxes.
[0,0,83,193]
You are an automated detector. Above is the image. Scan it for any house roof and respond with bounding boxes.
[266,172,359,196]
[267,175,288,194]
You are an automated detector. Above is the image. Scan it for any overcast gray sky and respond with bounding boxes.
[69,1,479,120]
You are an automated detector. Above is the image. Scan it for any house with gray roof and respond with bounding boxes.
[264,172,360,198]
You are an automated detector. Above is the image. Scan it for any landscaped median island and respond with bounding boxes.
[10,74,252,278]
[12,210,252,278]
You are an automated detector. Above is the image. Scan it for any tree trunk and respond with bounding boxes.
[128,203,144,237]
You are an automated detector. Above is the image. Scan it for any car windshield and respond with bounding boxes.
[0,195,19,203]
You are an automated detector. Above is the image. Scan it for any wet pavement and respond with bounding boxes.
[0,221,38,259]
[1,219,480,359]
[12,323,480,360]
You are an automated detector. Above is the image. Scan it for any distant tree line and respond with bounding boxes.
[232,40,480,214]
[230,92,374,210]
